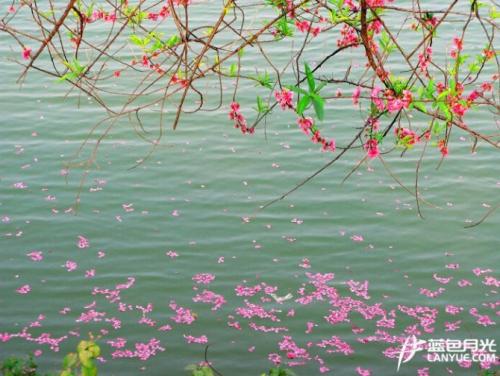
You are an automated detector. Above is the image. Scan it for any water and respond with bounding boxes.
[0,2,498,375]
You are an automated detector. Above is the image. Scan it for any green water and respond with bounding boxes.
[0,2,499,375]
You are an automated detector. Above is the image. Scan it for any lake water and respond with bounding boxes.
[0,1,498,375]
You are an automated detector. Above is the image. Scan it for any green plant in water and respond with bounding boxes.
[478,370,500,376]
[59,339,100,376]
[185,364,214,376]
[260,367,296,376]
[1,356,41,376]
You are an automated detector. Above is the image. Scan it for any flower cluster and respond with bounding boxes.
[337,25,359,48]
[274,89,294,110]
[394,127,420,147]
[295,20,321,37]
[229,102,253,134]
[418,47,433,75]
[296,118,336,152]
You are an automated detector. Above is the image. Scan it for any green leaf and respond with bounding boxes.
[425,79,435,99]
[380,30,395,53]
[81,365,97,376]
[432,121,446,135]
[129,34,142,46]
[316,81,327,93]
[438,102,452,121]
[78,350,94,368]
[286,85,309,96]
[255,72,273,88]
[310,93,325,120]
[229,63,238,77]
[412,101,427,112]
[436,89,450,103]
[256,96,268,113]
[166,34,180,48]
[296,95,311,115]
[449,79,456,94]
[304,63,315,92]
[490,6,500,19]
[63,353,78,369]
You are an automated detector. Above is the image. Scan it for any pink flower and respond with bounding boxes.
[481,82,493,92]
[13,182,27,189]
[352,87,361,105]
[432,273,452,284]
[193,290,226,311]
[321,139,336,152]
[311,26,321,37]
[453,37,463,51]
[472,267,492,276]
[445,320,461,331]
[364,139,380,159]
[417,368,430,376]
[299,258,311,269]
[458,279,472,287]
[370,86,385,111]
[27,251,43,261]
[16,284,31,294]
[356,367,372,376]
[229,102,250,134]
[268,353,282,365]
[22,47,32,60]
[169,301,196,324]
[295,20,311,33]
[166,250,178,258]
[418,47,432,74]
[395,127,420,145]
[483,276,500,287]
[77,235,89,249]
[445,305,463,315]
[305,321,315,334]
[274,88,294,110]
[85,269,96,278]
[451,102,467,117]
[316,336,354,355]
[346,280,370,299]
[450,37,463,59]
[297,117,313,135]
[338,24,359,47]
[64,260,78,272]
[350,234,364,242]
[183,335,208,344]
[477,315,495,326]
[419,287,445,298]
[192,273,215,285]
[467,90,480,103]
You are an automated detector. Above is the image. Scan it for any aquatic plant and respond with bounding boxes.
[1,355,42,376]
[59,339,100,376]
